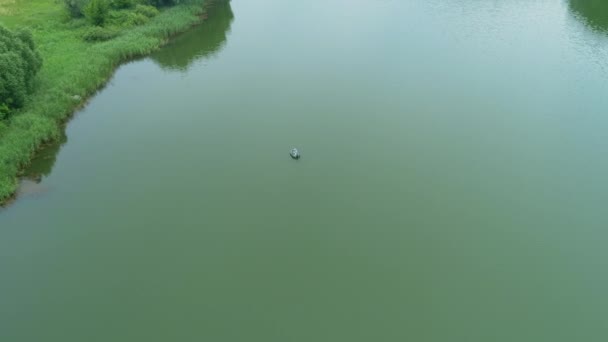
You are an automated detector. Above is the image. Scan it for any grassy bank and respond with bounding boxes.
[0,0,208,203]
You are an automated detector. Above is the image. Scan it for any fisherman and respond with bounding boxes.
[290,148,300,160]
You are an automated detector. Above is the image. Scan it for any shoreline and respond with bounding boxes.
[0,1,212,205]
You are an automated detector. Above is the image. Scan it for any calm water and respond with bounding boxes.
[2,0,608,340]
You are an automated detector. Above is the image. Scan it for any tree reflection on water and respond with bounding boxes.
[569,0,608,33]
[151,0,234,71]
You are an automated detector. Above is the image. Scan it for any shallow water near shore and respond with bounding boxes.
[2,0,608,340]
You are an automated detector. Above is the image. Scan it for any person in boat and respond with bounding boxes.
[290,148,300,159]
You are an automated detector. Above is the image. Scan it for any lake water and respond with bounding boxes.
[2,0,608,340]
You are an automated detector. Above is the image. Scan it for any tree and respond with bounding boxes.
[0,25,43,118]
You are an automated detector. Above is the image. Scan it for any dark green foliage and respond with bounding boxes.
[84,0,111,26]
[65,0,185,20]
[0,104,11,121]
[112,0,133,9]
[146,0,183,8]
[82,26,120,42]
[63,0,90,18]
[135,4,160,18]
[0,26,43,115]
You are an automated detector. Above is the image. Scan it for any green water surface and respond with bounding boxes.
[2,0,608,340]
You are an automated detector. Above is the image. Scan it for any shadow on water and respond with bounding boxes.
[150,0,234,71]
[568,0,608,33]
[21,130,67,183]
[5,130,68,203]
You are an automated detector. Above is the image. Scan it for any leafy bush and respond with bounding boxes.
[112,0,133,9]
[0,26,43,115]
[65,0,182,19]
[127,12,150,26]
[145,0,183,8]
[109,10,149,27]
[84,0,110,26]
[135,4,159,17]
[82,26,120,42]
[63,0,90,18]
[0,104,11,121]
